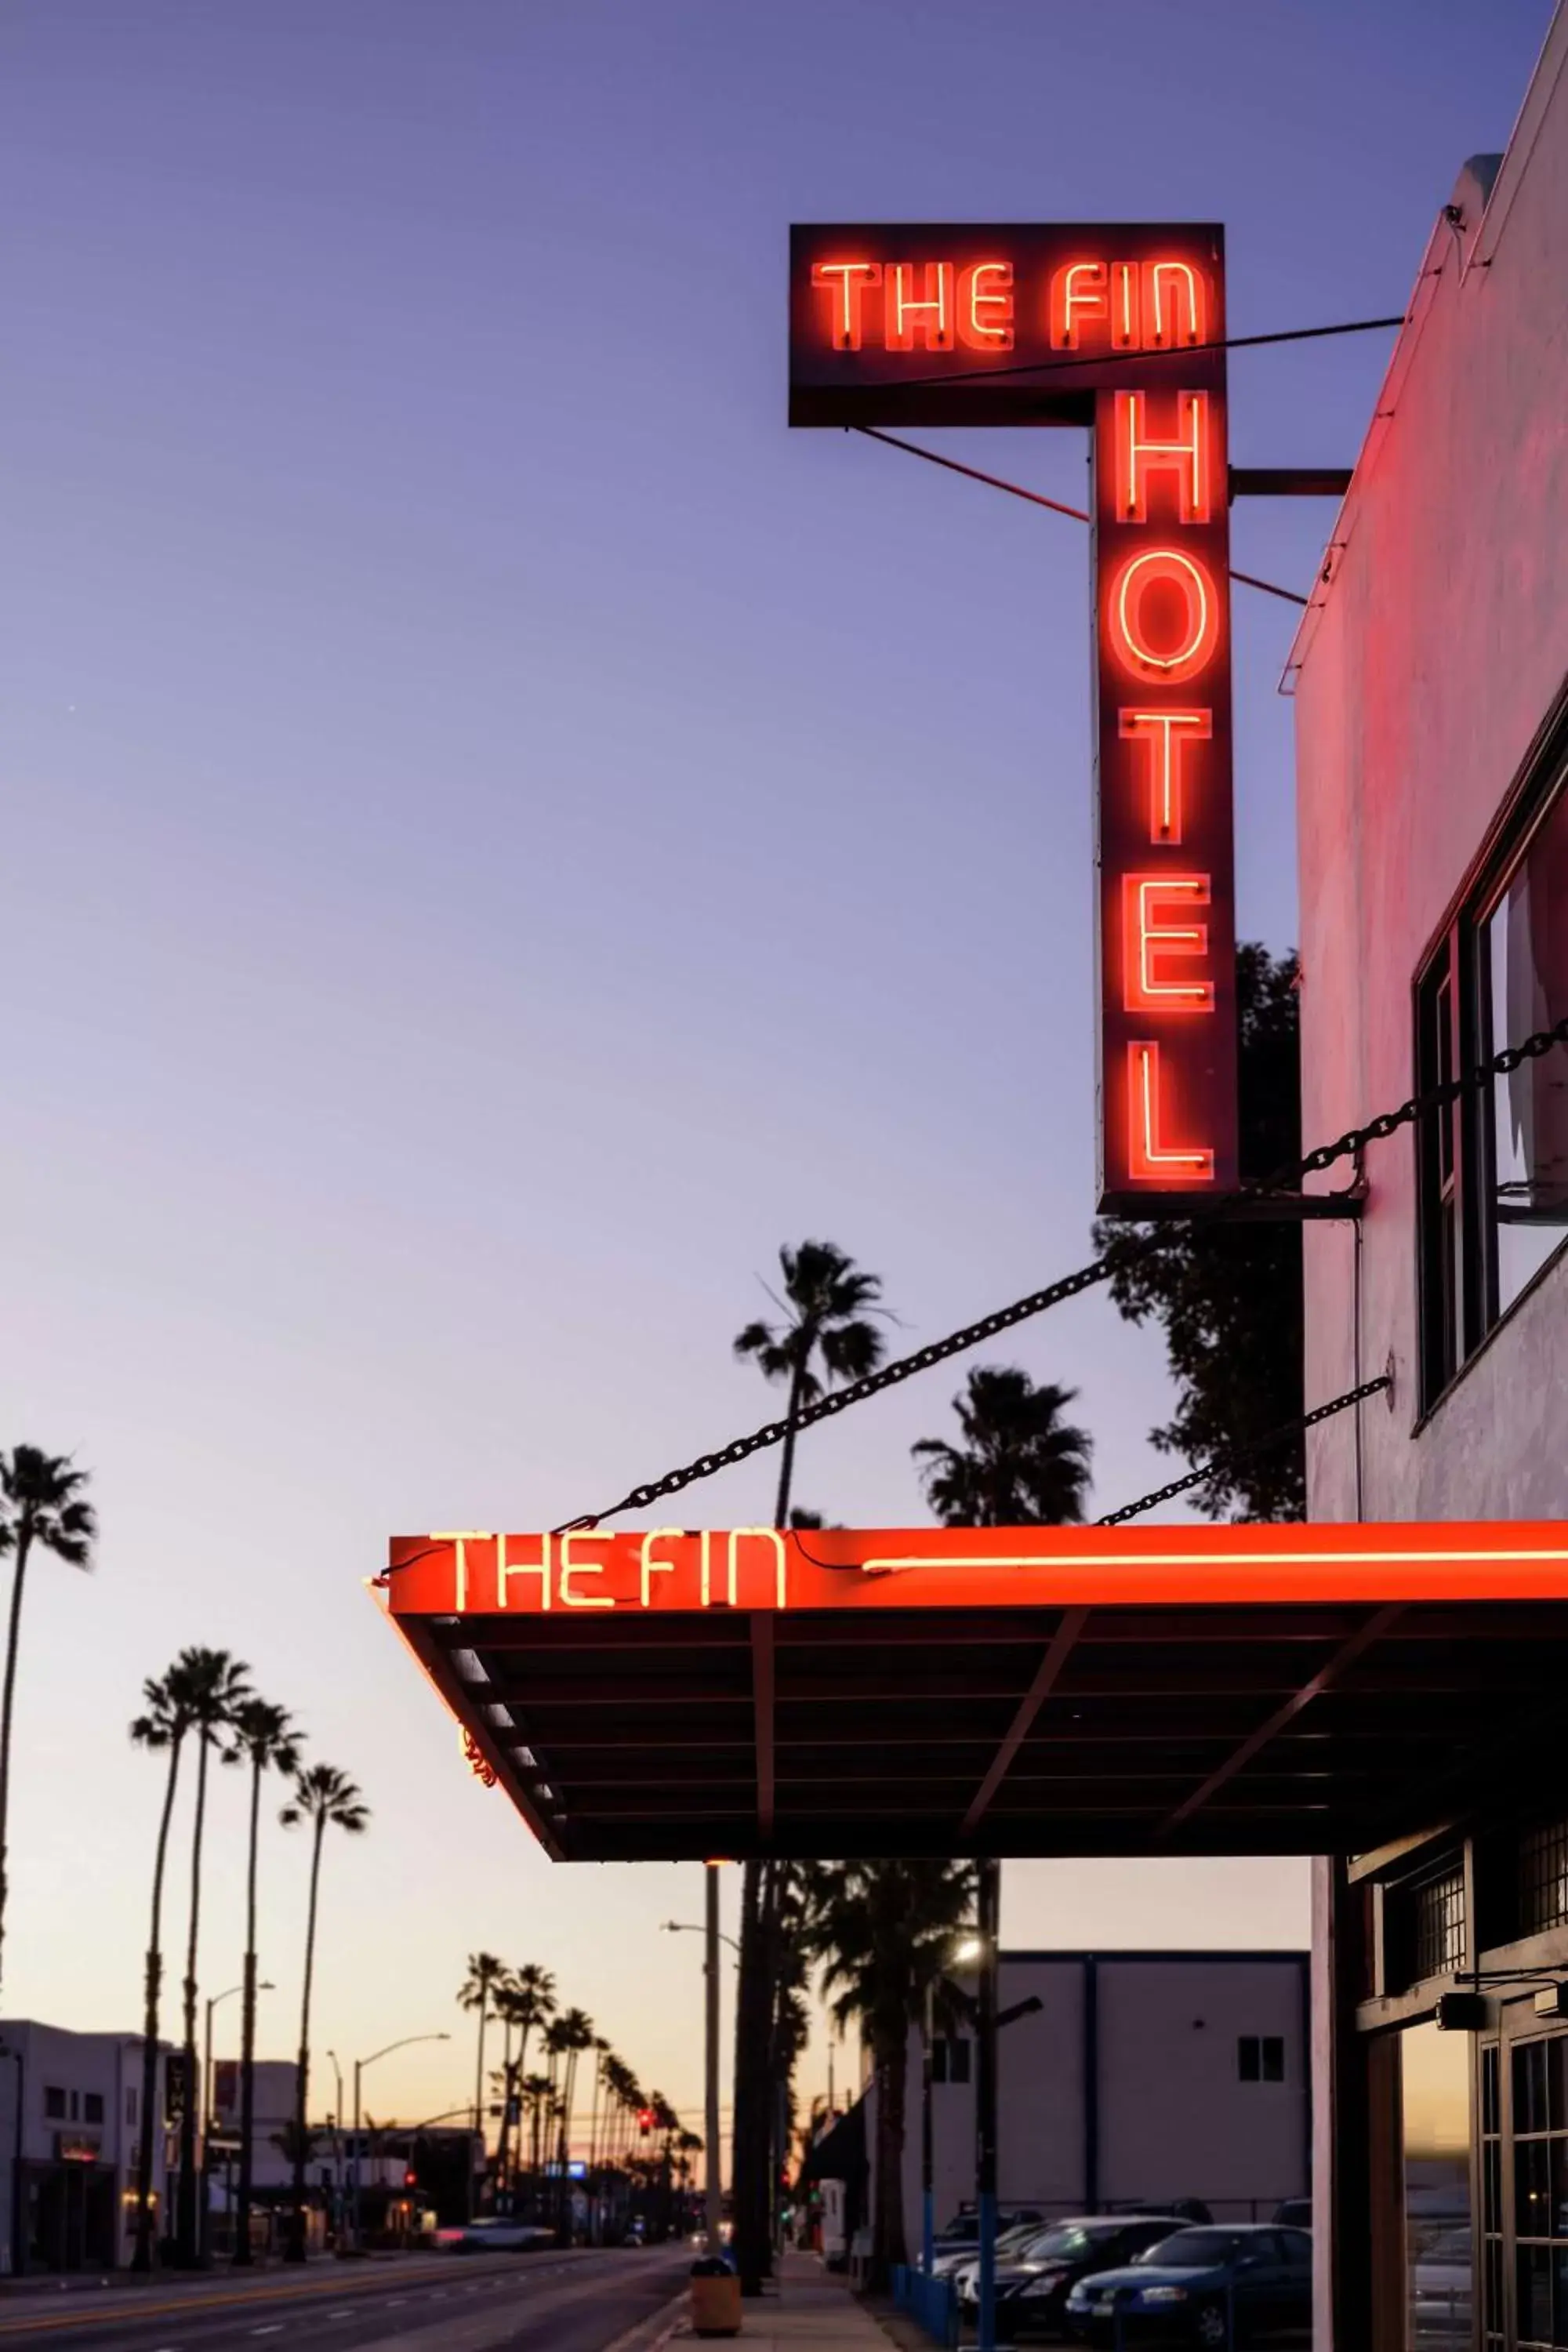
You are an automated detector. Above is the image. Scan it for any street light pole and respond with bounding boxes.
[975,1860,1001,2352]
[202,1983,270,2266]
[350,2033,451,2252]
[705,1865,723,2257]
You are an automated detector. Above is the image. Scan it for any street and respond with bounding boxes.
[0,2248,688,2352]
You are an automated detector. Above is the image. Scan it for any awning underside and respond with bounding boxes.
[399,1598,1568,1862]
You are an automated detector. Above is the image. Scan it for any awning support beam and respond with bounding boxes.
[961,1607,1091,1837]
[1162,1603,1403,1833]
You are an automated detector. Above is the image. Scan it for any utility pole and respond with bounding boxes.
[705,1863,723,2256]
[920,1980,935,2274]
[975,1857,1000,2352]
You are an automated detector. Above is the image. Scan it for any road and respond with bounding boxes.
[0,2246,690,2352]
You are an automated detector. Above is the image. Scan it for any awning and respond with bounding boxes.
[379,1523,1568,1862]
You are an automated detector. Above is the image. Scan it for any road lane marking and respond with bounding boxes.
[251,2330,285,2339]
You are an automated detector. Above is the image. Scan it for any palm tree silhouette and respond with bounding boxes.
[732,1241,887,2289]
[459,1952,507,2205]
[496,1964,556,2194]
[733,1240,887,1526]
[913,1365,1094,1526]
[129,1657,200,2270]
[223,1699,303,2265]
[173,1650,253,2264]
[805,1859,976,2285]
[552,2007,595,2220]
[281,1764,368,2260]
[0,1447,95,1993]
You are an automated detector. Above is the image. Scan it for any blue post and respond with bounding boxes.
[922,2186,934,2278]
[975,1857,1000,2352]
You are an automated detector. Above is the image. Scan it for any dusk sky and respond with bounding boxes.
[2,0,1554,2140]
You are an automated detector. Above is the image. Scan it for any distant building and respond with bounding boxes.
[847,1950,1308,2250]
[0,2020,171,2273]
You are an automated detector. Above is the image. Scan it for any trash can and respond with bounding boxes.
[691,2255,742,2336]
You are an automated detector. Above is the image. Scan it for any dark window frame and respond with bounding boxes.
[1415,697,1568,1416]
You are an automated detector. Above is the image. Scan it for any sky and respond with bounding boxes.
[0,0,1555,2147]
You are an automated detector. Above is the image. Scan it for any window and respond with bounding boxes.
[1417,738,1568,1407]
[1238,2035,1284,2083]
[69,2090,79,2122]
[82,2092,103,2126]
[1510,2036,1568,2350]
[1522,1821,1568,1937]
[42,2085,65,2120]
[931,2036,971,2085]
[125,2088,138,2128]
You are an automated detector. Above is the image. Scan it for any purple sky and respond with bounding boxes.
[2,0,1552,2135]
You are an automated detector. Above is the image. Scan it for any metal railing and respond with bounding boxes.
[894,2263,960,2347]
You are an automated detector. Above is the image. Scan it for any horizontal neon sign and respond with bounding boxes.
[388,1525,1568,1616]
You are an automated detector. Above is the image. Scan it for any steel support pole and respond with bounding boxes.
[976,1858,1000,2352]
[705,1864,724,2256]
[351,2063,361,2252]
[920,1978,935,2274]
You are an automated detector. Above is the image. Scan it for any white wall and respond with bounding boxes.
[0,2020,169,2269]
[1291,7,1568,1523]
[879,1952,1308,2252]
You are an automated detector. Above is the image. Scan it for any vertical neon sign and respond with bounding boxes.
[788,223,1240,1213]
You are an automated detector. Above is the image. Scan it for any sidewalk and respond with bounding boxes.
[664,2253,898,2352]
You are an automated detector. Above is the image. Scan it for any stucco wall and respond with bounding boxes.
[886,1951,1308,2250]
[1292,13,1568,1521]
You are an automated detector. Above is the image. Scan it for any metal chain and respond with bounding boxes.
[568,1014,1568,1527]
[1094,1374,1392,1526]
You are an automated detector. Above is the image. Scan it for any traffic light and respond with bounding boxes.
[638,2108,654,2137]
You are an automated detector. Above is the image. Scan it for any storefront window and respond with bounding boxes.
[1483,777,1568,1314]
[1403,2020,1473,2350]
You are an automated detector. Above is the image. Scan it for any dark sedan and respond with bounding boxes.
[1064,2224,1312,2347]
[975,2216,1189,2339]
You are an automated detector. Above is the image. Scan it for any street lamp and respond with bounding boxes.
[203,1981,273,2264]
[204,1982,274,2138]
[351,2034,451,2250]
[661,1919,741,1958]
[922,1929,983,2277]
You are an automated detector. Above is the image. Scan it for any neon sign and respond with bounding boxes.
[390,1525,1568,1615]
[789,224,1239,1210]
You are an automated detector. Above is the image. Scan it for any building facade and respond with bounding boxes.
[1292,8,1568,2347]
[856,1950,1309,2251]
[0,2021,170,2273]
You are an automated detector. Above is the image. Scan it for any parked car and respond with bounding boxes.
[963,2216,1189,2339]
[433,2218,555,2252]
[1412,2223,1472,2345]
[1270,2199,1312,2231]
[1064,2223,1312,2347]
[947,2220,1062,2290]
[930,2208,1046,2276]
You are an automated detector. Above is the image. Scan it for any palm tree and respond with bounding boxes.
[281,1765,369,2260]
[173,1650,253,2264]
[223,1699,303,2266]
[913,1366,1094,1525]
[805,1859,977,2286]
[522,2071,554,2176]
[552,2007,595,2223]
[733,1240,887,1528]
[497,1964,556,2194]
[0,1449,94,1992]
[733,1240,887,2292]
[129,1658,201,2271]
[459,1952,507,2205]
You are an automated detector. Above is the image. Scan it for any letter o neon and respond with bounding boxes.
[1109,549,1218,684]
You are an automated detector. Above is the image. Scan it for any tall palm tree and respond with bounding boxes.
[733,1240,887,1528]
[498,1964,556,2194]
[223,1699,303,2267]
[173,1650,252,2264]
[459,1951,507,2205]
[913,1366,1094,1526]
[522,2071,554,2176]
[733,1240,887,2292]
[804,1859,977,2286]
[281,1764,369,2260]
[129,1657,201,2271]
[553,2007,595,2210]
[0,1448,94,1993]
